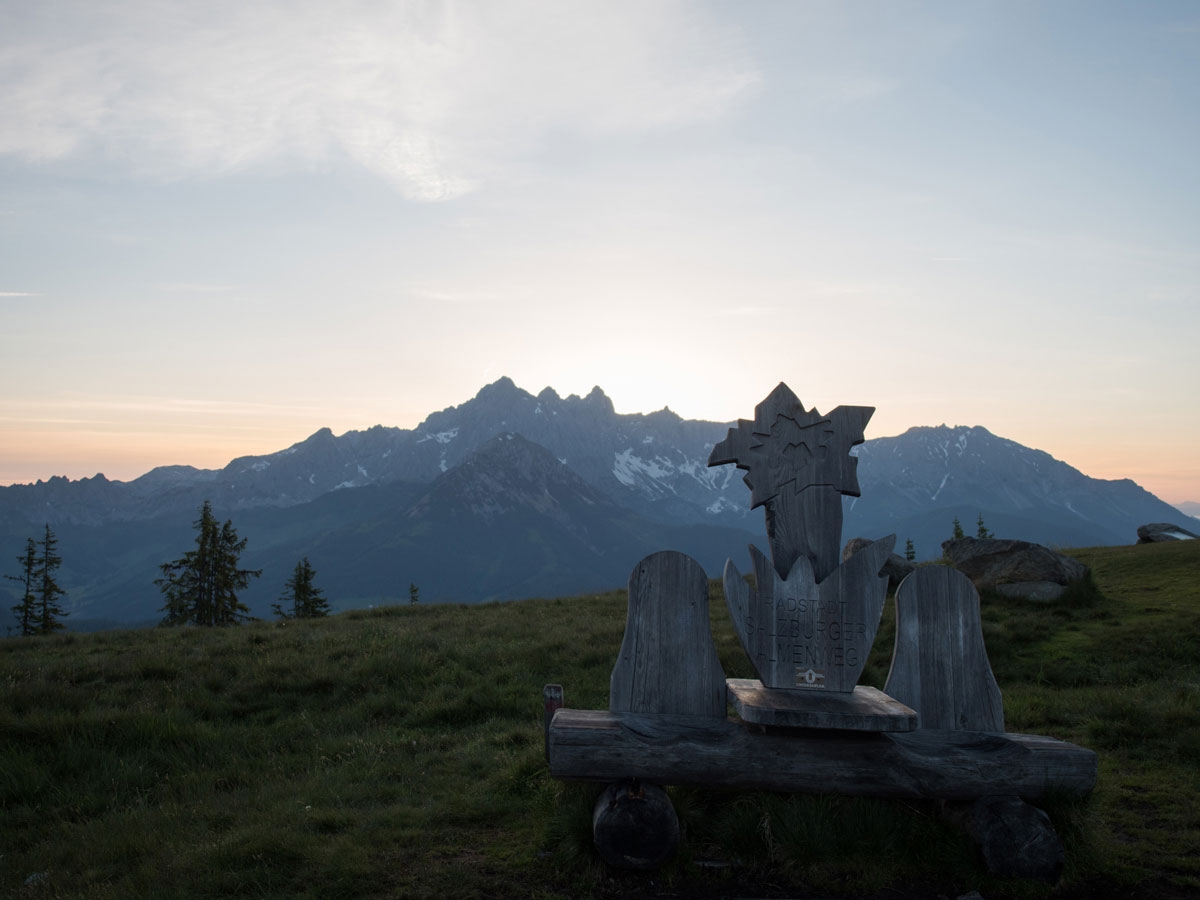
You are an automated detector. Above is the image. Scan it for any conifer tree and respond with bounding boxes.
[157,501,261,626]
[409,583,420,605]
[7,538,38,636]
[34,524,67,634]
[952,516,965,540]
[904,538,915,562]
[976,513,993,539]
[273,557,328,619]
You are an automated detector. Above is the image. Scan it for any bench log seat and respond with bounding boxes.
[548,708,1097,802]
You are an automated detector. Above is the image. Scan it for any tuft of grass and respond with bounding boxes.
[1,542,1198,898]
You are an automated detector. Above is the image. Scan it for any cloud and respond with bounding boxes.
[0,1,759,201]
[718,305,779,318]
[798,73,895,105]
[155,283,242,294]
[0,291,40,297]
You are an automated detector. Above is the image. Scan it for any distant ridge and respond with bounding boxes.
[1173,500,1200,520]
[0,378,1192,627]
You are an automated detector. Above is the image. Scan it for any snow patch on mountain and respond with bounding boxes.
[707,496,739,514]
[612,448,675,487]
[931,473,949,501]
[677,458,730,491]
[419,428,460,445]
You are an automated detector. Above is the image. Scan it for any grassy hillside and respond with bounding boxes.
[2,541,1198,899]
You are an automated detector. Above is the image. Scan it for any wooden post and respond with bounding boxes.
[543,684,564,762]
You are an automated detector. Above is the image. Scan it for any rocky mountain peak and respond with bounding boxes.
[476,376,524,400]
[451,432,573,485]
[583,385,614,413]
[412,431,610,524]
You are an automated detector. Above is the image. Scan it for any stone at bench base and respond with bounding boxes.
[943,795,1065,882]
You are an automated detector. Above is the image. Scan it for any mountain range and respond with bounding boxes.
[1,377,1192,630]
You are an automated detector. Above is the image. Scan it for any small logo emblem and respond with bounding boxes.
[795,667,825,687]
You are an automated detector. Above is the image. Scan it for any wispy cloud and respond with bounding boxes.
[155,283,242,294]
[799,73,896,105]
[717,305,779,318]
[0,291,40,297]
[409,286,506,304]
[0,1,759,201]
[2,394,327,419]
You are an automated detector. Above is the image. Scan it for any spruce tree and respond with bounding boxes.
[976,513,993,539]
[157,501,261,626]
[7,538,38,636]
[409,583,420,605]
[273,557,328,619]
[34,525,67,633]
[952,516,965,540]
[904,538,915,562]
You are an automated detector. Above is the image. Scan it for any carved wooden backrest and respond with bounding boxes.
[708,382,872,582]
[723,537,894,692]
[609,551,726,719]
[884,566,1004,732]
[710,383,893,694]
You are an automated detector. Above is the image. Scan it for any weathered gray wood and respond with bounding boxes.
[723,536,894,692]
[764,485,843,582]
[592,780,679,870]
[726,678,917,731]
[708,383,873,581]
[609,551,726,718]
[543,684,564,761]
[548,709,1097,801]
[884,566,1005,732]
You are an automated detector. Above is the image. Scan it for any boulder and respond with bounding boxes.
[947,795,1064,882]
[842,536,915,589]
[1137,522,1198,544]
[941,538,1087,592]
[995,581,1066,602]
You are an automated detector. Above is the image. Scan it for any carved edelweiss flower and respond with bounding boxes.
[707,382,873,509]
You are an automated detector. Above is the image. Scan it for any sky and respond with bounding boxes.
[1,1,1197,502]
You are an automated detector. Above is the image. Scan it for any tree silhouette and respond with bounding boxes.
[34,525,67,634]
[157,501,261,626]
[7,538,38,636]
[273,557,329,619]
[9,526,68,635]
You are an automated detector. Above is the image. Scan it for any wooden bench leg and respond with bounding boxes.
[592,779,679,870]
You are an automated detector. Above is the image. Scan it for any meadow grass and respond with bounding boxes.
[2,541,1198,898]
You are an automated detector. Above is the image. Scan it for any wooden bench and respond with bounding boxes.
[543,384,1096,878]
